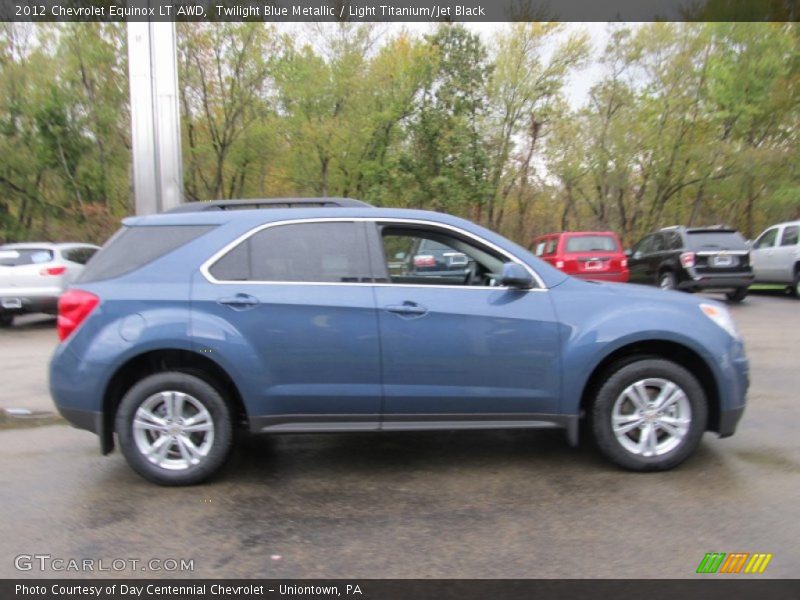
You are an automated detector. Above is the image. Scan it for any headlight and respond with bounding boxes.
[700,303,740,339]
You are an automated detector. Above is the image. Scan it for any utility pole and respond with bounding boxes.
[127,20,183,215]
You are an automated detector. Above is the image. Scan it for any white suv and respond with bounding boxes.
[750,220,800,297]
[0,242,100,326]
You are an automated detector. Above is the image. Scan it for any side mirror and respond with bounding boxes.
[500,262,534,289]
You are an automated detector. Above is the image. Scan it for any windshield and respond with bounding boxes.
[565,235,619,253]
[686,231,747,251]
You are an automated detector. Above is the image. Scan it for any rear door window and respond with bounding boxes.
[209,222,372,283]
[780,225,798,247]
[78,225,214,282]
[0,248,53,266]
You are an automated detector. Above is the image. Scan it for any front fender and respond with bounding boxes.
[550,280,738,415]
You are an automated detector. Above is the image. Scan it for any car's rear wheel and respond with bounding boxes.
[116,372,234,485]
[658,271,677,291]
[0,314,13,327]
[725,287,748,303]
[590,358,707,471]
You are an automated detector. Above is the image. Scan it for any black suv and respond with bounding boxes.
[627,226,754,302]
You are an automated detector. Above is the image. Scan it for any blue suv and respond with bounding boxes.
[50,198,748,485]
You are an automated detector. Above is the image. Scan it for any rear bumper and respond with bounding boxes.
[57,406,102,434]
[50,342,113,453]
[0,287,61,314]
[679,272,754,291]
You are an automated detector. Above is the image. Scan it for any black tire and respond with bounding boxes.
[0,314,13,327]
[725,287,748,303]
[658,270,677,291]
[115,371,234,485]
[790,271,800,298]
[590,358,708,471]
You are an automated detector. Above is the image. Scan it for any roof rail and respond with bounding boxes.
[164,197,372,213]
[688,224,733,231]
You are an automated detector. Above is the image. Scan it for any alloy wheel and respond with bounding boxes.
[132,391,215,470]
[611,377,691,457]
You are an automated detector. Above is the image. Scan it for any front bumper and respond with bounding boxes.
[712,342,749,437]
[717,406,745,438]
[574,271,628,283]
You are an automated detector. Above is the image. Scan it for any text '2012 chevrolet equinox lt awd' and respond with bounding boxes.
[50,198,748,485]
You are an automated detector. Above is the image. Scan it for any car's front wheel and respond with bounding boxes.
[116,372,234,485]
[590,358,707,471]
[790,271,800,298]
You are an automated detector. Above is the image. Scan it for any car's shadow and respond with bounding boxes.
[219,427,726,485]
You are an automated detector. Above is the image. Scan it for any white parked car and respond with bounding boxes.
[749,220,800,297]
[0,242,100,326]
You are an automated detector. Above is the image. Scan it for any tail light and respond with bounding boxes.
[413,255,436,268]
[621,258,628,268]
[680,252,696,268]
[40,266,67,276]
[57,289,99,341]
[555,260,565,269]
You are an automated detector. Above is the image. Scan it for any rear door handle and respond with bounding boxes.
[385,302,428,318]
[218,293,260,310]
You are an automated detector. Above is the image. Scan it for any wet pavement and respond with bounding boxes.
[0,294,798,578]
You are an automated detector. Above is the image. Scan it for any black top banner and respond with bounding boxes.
[1,0,798,22]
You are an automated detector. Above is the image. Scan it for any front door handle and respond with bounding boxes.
[218,293,260,310]
[385,301,428,318]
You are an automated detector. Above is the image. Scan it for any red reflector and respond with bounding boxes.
[57,289,99,341]
[40,266,67,276]
[680,252,696,268]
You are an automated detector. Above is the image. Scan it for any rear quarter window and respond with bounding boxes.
[62,247,98,265]
[78,225,214,283]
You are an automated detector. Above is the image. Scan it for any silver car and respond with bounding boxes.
[0,242,100,326]
[750,220,800,297]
